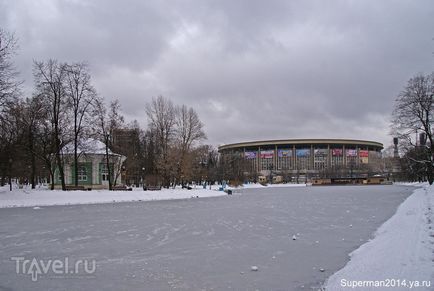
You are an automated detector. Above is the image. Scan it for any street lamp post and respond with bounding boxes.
[268,163,273,184]
[141,167,145,188]
[8,158,13,191]
[105,133,112,190]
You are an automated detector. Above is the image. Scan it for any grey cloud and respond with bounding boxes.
[1,0,433,148]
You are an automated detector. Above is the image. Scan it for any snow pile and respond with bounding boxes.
[62,138,120,156]
[325,184,434,290]
[0,186,226,208]
[0,182,306,208]
[394,181,430,187]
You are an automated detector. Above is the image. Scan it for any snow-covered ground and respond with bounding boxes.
[0,185,225,208]
[325,183,434,290]
[0,183,306,208]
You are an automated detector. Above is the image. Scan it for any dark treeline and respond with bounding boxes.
[0,28,223,190]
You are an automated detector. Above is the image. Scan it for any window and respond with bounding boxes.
[331,148,343,167]
[100,163,110,181]
[314,149,328,170]
[243,151,258,172]
[78,165,87,182]
[260,150,274,171]
[296,149,311,170]
[278,149,293,170]
[261,158,274,171]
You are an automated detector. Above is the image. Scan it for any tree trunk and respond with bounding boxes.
[105,136,112,190]
[30,153,36,189]
[8,159,12,191]
[74,136,78,186]
[427,162,434,185]
[28,130,36,189]
[50,171,55,190]
[56,151,66,190]
[55,133,66,191]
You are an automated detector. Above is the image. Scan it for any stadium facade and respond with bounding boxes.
[218,139,383,181]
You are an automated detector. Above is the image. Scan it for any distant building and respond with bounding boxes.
[54,139,126,189]
[111,128,144,186]
[218,138,383,182]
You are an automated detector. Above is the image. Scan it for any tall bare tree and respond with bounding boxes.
[391,72,434,184]
[0,29,21,189]
[176,105,206,153]
[33,59,70,190]
[145,96,176,187]
[94,98,125,189]
[175,104,206,185]
[0,28,21,110]
[65,62,97,186]
[15,96,47,189]
[0,104,18,189]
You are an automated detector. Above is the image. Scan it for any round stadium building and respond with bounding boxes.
[218,139,384,183]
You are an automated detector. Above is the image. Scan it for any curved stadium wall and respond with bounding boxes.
[218,139,383,178]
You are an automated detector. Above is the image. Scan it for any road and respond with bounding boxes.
[0,185,413,291]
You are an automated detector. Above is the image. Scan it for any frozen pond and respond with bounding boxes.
[0,185,413,290]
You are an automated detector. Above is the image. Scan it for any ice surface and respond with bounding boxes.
[0,185,414,290]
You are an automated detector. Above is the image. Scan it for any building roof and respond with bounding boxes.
[218,138,383,152]
[62,139,122,156]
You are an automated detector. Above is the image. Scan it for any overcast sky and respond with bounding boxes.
[1,0,433,148]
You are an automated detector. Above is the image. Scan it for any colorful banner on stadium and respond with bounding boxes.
[260,150,274,159]
[296,149,310,157]
[346,149,357,157]
[331,149,343,156]
[244,151,257,159]
[359,150,369,164]
[278,149,292,158]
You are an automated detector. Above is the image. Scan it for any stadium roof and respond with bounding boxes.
[218,139,383,152]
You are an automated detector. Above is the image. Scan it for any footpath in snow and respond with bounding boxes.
[325,184,434,290]
[0,183,306,208]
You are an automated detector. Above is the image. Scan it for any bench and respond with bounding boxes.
[143,186,162,191]
[65,185,91,191]
[111,185,132,191]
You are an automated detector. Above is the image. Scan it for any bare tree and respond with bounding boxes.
[65,62,97,186]
[35,114,57,189]
[0,28,21,110]
[33,59,70,190]
[391,72,434,184]
[175,104,206,185]
[0,29,21,189]
[176,105,206,152]
[94,98,125,189]
[0,104,18,189]
[145,96,176,187]
[15,96,47,189]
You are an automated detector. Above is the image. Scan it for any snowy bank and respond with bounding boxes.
[0,182,306,208]
[325,184,434,290]
[0,186,226,208]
